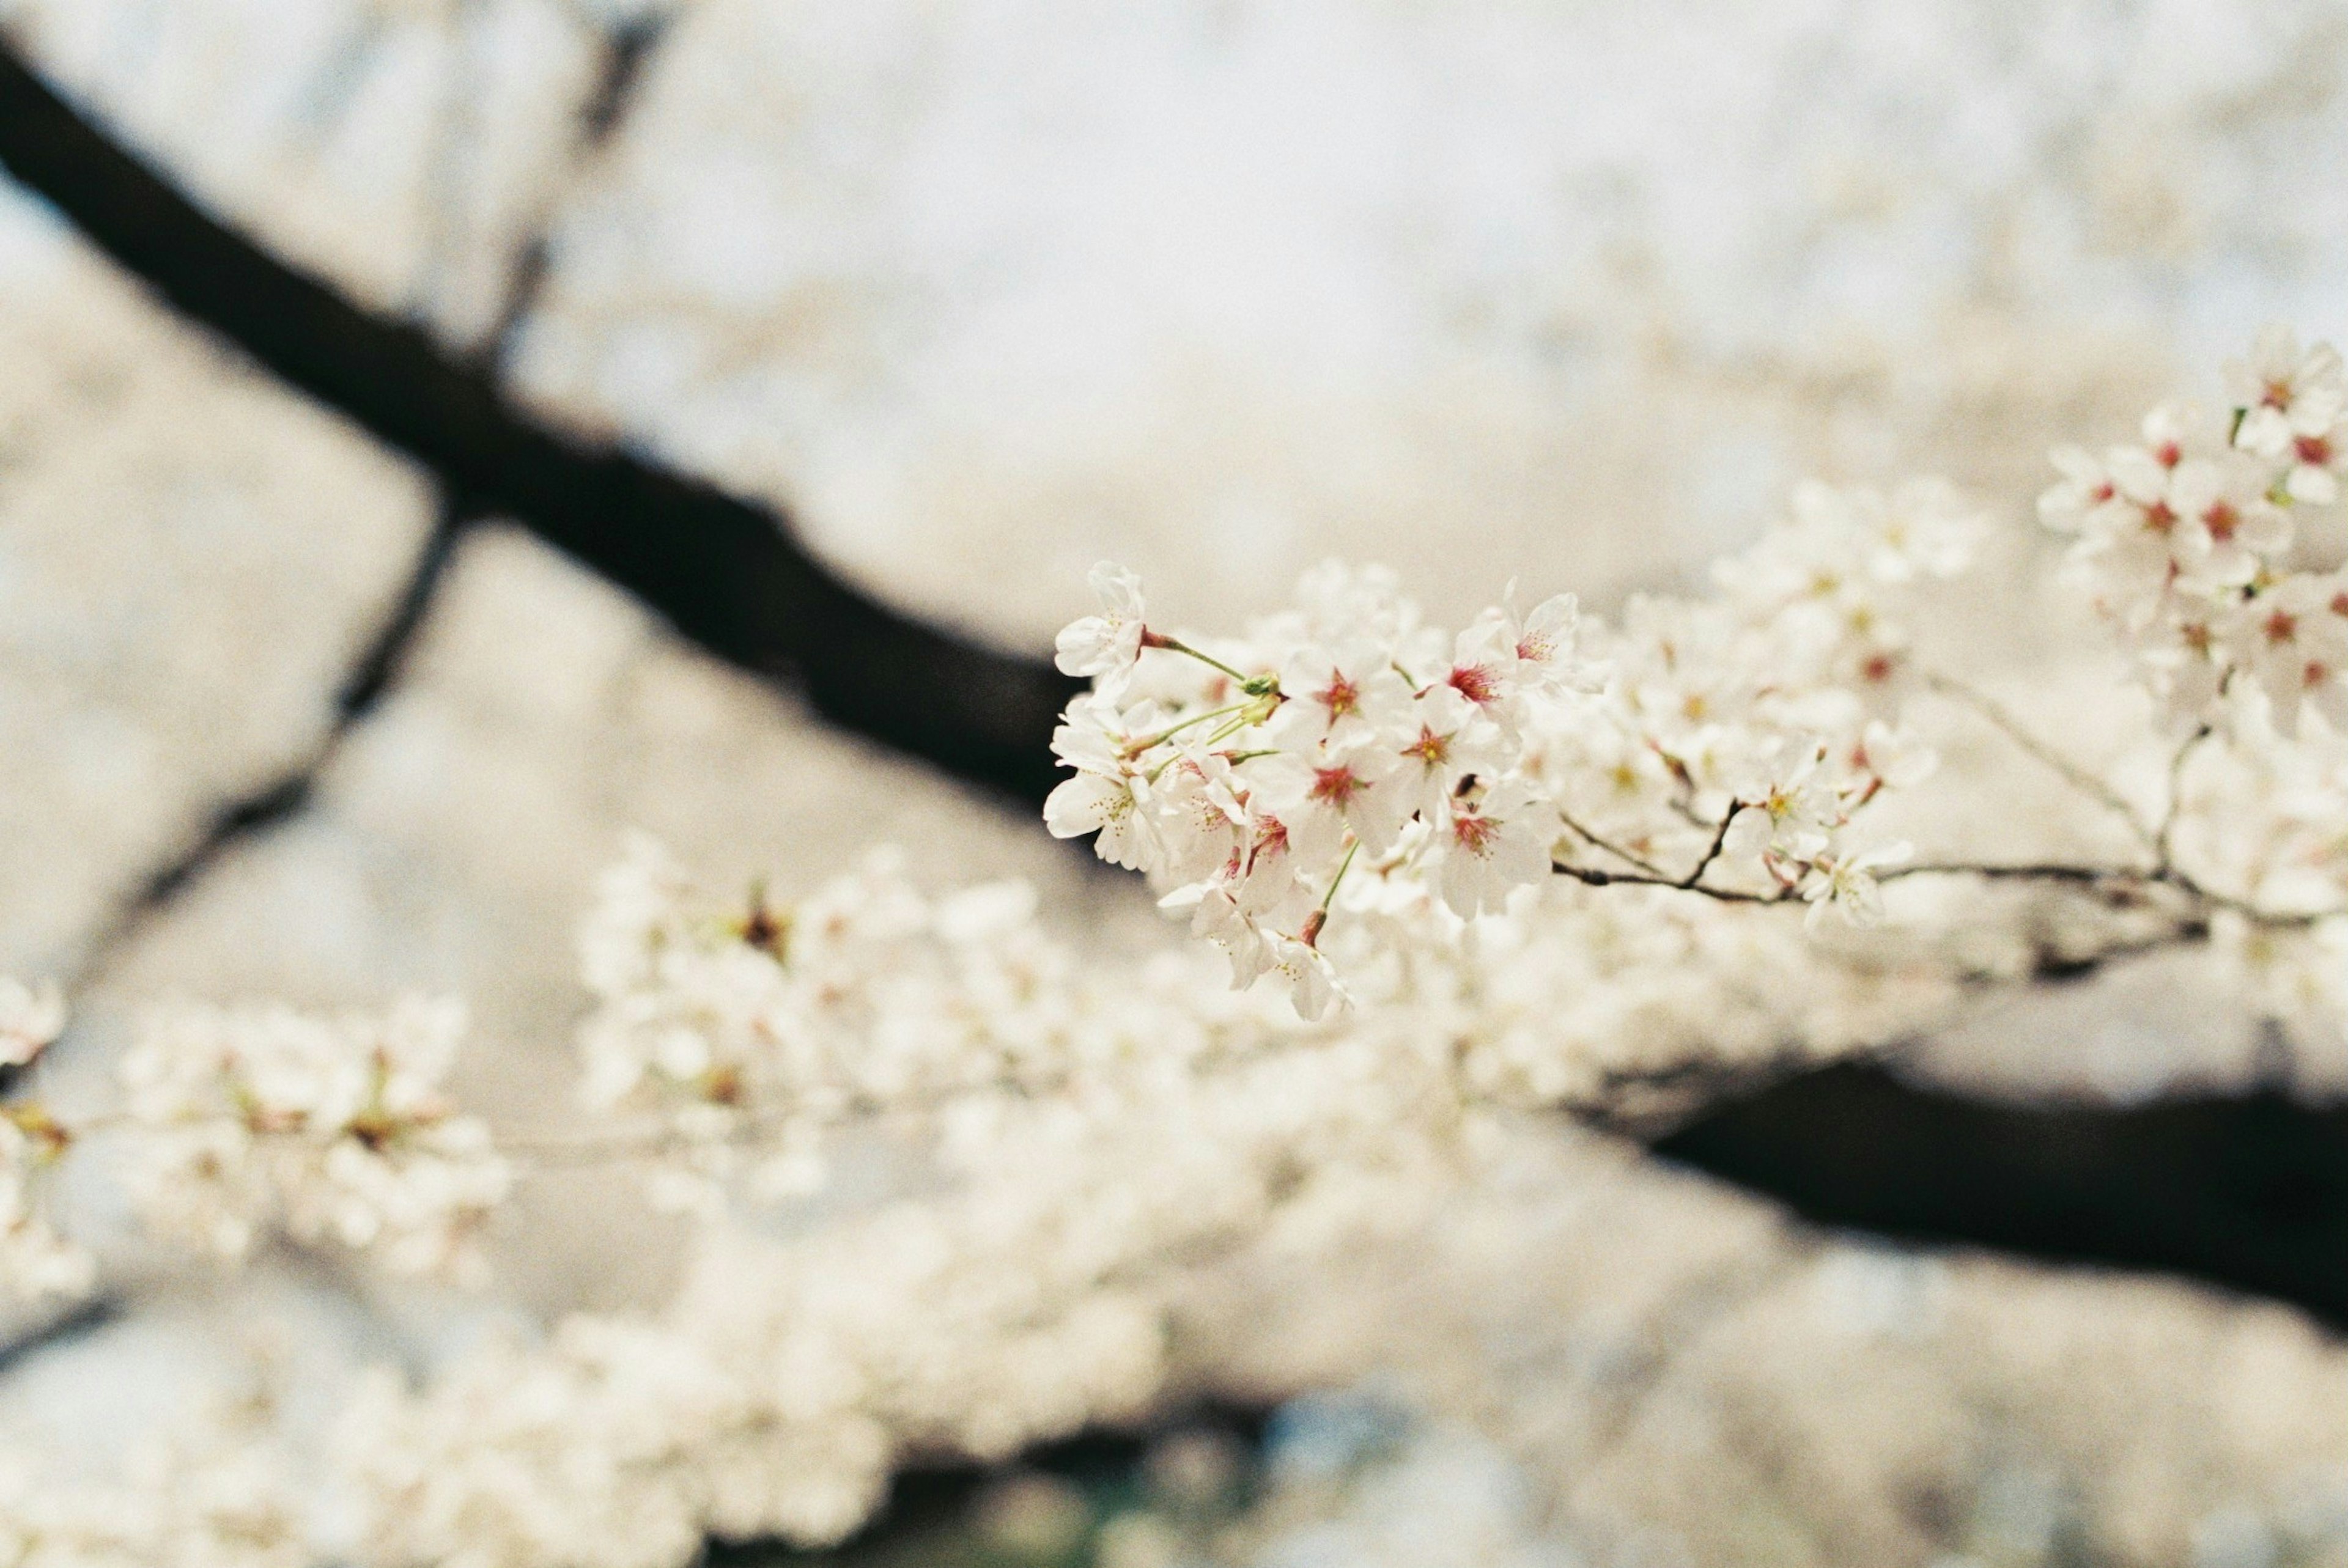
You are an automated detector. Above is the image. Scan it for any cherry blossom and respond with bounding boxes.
[1053,561,1151,679]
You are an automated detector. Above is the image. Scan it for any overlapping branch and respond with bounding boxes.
[1,35,2344,1339]
[0,40,1080,806]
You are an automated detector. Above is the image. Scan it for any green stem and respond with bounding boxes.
[1151,635,1257,686]
[1123,699,1252,759]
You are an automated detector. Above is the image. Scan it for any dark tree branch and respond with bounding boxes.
[1657,1062,2348,1330]
[65,493,470,990]
[9,36,2348,1345]
[0,40,1080,807]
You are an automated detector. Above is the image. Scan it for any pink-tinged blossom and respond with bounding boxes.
[2229,325,2348,504]
[2228,573,2348,733]
[1268,641,1412,751]
[2133,600,2229,732]
[1392,686,1506,819]
[1149,748,1250,884]
[0,978,64,1068]
[1803,841,1912,930]
[1053,561,1150,679]
[1442,615,1524,731]
[1249,746,1412,861]
[1044,694,1162,872]
[2039,445,2131,537]
[2061,440,2209,620]
[1430,781,1555,919]
[1265,933,1344,1021]
[1501,592,1598,694]
[2168,453,2292,590]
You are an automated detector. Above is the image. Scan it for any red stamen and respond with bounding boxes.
[1447,664,1500,705]
[1310,766,1366,808]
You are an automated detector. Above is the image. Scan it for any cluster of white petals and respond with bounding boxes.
[117,997,511,1280]
[2041,325,2348,736]
[0,1409,304,1568]
[0,980,87,1305]
[1,332,2343,1568]
[2035,326,2348,1050]
[1048,479,1984,1012]
[0,1113,92,1307]
[570,835,1196,1209]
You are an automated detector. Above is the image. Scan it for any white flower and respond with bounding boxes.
[1862,479,1987,583]
[1162,882,1274,988]
[1266,933,1345,1021]
[1267,641,1412,751]
[1845,721,1938,792]
[1054,562,1150,679]
[0,977,64,1068]
[1430,781,1555,919]
[1729,747,1839,864]
[119,998,508,1279]
[1147,748,1250,884]
[1044,694,1162,872]
[2039,445,2130,537]
[2168,452,2292,589]
[1392,686,1506,819]
[2132,599,2230,732]
[2228,325,2348,504]
[1439,614,1524,729]
[2226,572,2348,733]
[1804,841,1912,930]
[1247,745,1412,863]
[0,1116,92,1303]
[1501,592,1598,693]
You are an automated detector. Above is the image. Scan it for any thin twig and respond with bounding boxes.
[1551,861,1792,906]
[2155,723,2214,870]
[1924,669,2155,850]
[1679,803,1745,890]
[1556,809,1666,878]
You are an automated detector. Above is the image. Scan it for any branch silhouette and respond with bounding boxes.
[2,38,2346,1336]
[0,40,1081,808]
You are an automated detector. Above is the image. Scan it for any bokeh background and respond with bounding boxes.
[6,3,2348,1565]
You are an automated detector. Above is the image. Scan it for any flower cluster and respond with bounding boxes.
[570,834,1276,1207]
[0,1408,304,1568]
[2034,327,2348,1051]
[1048,478,1984,1012]
[0,982,87,1305]
[1,333,2344,1568]
[116,996,511,1281]
[2040,325,2348,735]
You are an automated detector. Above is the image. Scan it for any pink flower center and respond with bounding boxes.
[1247,815,1290,870]
[2305,660,2333,690]
[2205,501,2239,542]
[2265,609,2300,646]
[1315,671,1362,720]
[1447,664,1501,705]
[1451,812,1499,856]
[2143,501,2177,534]
[1401,726,1450,768]
[2298,435,2335,468]
[1310,766,1368,809]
